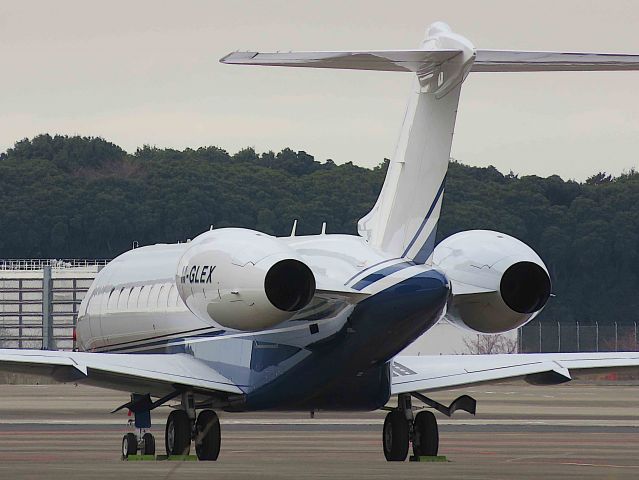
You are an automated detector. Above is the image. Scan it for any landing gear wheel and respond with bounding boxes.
[195,409,221,461]
[165,410,191,456]
[412,410,439,457]
[142,432,156,456]
[383,410,409,461]
[122,432,137,458]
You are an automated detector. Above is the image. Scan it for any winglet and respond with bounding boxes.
[72,361,88,376]
[524,362,572,386]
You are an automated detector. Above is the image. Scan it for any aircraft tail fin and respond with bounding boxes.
[355,23,475,263]
[222,22,476,264]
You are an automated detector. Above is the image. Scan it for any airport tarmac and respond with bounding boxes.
[0,382,637,479]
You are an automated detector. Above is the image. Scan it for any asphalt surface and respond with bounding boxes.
[0,382,637,479]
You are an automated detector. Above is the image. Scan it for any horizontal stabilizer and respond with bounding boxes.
[221,50,462,73]
[222,49,639,73]
[473,50,639,72]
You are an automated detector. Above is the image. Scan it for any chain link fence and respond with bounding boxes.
[519,321,639,353]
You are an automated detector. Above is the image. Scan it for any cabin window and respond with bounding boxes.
[129,286,141,310]
[117,288,129,311]
[107,288,119,311]
[167,285,179,307]
[87,293,98,315]
[148,284,161,309]
[139,285,150,309]
[102,291,109,312]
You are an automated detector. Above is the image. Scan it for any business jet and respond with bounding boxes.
[3,22,639,462]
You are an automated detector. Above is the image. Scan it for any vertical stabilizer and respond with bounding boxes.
[357,23,475,263]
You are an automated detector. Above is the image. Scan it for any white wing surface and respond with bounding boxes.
[220,50,462,72]
[473,50,639,72]
[0,349,243,397]
[391,352,639,394]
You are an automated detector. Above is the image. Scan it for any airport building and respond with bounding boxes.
[0,260,107,351]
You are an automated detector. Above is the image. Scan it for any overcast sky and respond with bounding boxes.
[1,0,638,180]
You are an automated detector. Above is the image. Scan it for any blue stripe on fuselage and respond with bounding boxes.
[401,175,446,258]
[412,226,438,264]
[96,329,226,353]
[351,260,415,291]
[344,257,402,285]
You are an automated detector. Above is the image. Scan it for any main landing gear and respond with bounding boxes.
[165,406,221,460]
[382,392,476,461]
[119,391,222,461]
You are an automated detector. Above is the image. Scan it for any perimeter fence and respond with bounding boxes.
[519,321,639,353]
[0,260,108,351]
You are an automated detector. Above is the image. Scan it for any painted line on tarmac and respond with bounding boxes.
[0,418,637,427]
[223,419,639,427]
[561,462,639,469]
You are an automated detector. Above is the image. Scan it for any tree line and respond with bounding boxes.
[1,134,638,325]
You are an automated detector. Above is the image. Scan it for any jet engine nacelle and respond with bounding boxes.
[176,228,316,331]
[432,230,551,334]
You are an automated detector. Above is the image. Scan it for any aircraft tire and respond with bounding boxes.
[382,410,409,461]
[142,432,156,456]
[412,410,439,457]
[122,432,137,458]
[195,409,221,461]
[165,409,191,456]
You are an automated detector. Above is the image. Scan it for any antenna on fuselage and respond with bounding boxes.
[321,222,327,235]
[290,219,298,237]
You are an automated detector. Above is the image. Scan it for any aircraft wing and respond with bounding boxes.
[391,352,639,394]
[0,349,244,398]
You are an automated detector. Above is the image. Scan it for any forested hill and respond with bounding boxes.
[2,134,639,325]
